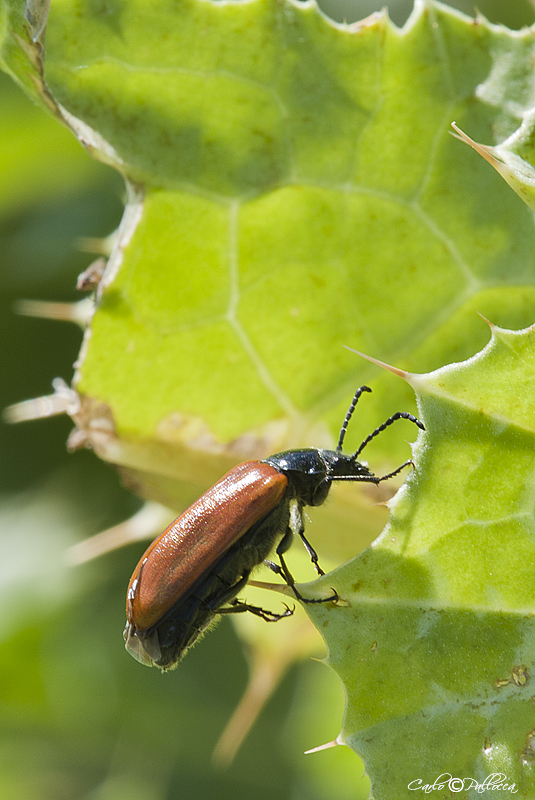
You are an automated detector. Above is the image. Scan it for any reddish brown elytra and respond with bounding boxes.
[124,386,424,670]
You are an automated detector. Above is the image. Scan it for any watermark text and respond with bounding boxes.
[408,773,518,793]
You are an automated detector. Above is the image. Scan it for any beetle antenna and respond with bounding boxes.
[352,412,424,460]
[336,386,372,452]
[375,458,414,482]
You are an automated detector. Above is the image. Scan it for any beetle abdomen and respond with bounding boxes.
[126,462,288,632]
[144,500,291,668]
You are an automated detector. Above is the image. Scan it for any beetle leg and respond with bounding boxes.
[297,530,325,576]
[216,599,294,622]
[267,554,338,605]
[281,501,325,576]
[204,572,250,610]
[276,525,293,555]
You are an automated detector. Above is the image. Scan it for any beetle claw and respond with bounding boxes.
[219,598,295,623]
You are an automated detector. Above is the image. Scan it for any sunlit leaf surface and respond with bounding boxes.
[2,1,535,796]
[307,325,535,798]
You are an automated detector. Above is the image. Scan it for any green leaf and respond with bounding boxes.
[306,324,535,799]
[452,122,535,213]
[2,1,535,493]
[3,0,535,791]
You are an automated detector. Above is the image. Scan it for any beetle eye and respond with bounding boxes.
[311,480,330,507]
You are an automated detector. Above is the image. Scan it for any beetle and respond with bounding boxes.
[124,386,424,670]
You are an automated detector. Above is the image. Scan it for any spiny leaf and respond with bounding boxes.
[3,1,535,787]
[3,1,535,502]
[306,324,535,799]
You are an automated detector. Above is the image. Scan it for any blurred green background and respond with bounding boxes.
[2,1,534,798]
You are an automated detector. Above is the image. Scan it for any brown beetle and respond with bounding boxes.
[124,386,423,670]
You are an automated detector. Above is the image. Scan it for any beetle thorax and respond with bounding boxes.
[264,447,375,507]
